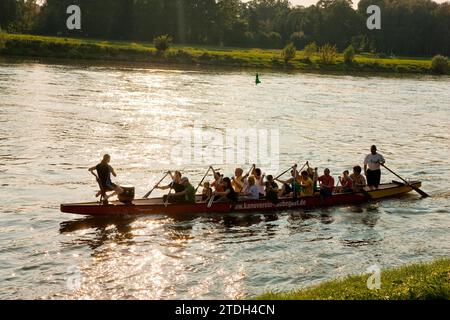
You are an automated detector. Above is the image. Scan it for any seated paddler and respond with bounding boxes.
[163,177,196,204]
[155,170,185,202]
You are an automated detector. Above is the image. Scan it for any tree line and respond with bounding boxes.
[1,0,449,56]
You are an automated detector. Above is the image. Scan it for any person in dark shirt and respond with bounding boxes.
[88,154,123,201]
[156,171,185,203]
[213,177,238,203]
[265,175,279,203]
[156,171,185,191]
[164,177,196,204]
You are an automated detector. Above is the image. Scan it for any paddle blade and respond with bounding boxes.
[143,190,152,198]
[207,196,215,208]
[412,185,430,198]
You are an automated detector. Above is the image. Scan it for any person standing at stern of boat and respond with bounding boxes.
[88,154,124,201]
[364,145,385,190]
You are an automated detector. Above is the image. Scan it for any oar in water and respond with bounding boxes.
[207,193,215,208]
[144,171,169,198]
[380,163,430,198]
[164,186,173,207]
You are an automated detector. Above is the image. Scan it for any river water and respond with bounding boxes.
[0,58,449,299]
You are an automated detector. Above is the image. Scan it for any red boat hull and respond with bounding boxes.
[60,181,421,217]
[61,193,368,216]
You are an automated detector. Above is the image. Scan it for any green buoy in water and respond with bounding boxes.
[255,73,261,85]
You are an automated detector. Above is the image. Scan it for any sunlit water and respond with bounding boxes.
[1,58,449,299]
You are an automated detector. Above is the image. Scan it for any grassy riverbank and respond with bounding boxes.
[256,259,450,300]
[1,33,446,75]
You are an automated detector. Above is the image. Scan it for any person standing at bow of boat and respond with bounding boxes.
[364,145,385,190]
[88,154,124,201]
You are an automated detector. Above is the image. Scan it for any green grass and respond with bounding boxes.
[256,259,450,300]
[0,33,448,75]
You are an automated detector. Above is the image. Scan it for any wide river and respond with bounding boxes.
[0,58,449,299]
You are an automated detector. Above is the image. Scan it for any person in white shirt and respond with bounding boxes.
[364,145,386,190]
[251,167,266,197]
[240,176,260,200]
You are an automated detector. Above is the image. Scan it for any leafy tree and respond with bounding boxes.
[281,42,296,64]
[1,0,449,56]
[290,31,305,49]
[0,0,19,31]
[217,0,247,46]
[316,0,361,50]
[0,0,39,33]
[351,35,368,52]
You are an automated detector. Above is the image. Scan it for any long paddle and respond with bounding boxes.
[207,193,215,208]
[144,172,169,198]
[164,186,173,207]
[298,161,309,173]
[380,163,430,198]
[195,166,212,193]
[274,163,298,180]
[274,161,308,184]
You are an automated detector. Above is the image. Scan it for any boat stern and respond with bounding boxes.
[368,181,422,199]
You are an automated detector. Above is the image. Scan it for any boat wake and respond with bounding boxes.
[432,191,450,199]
